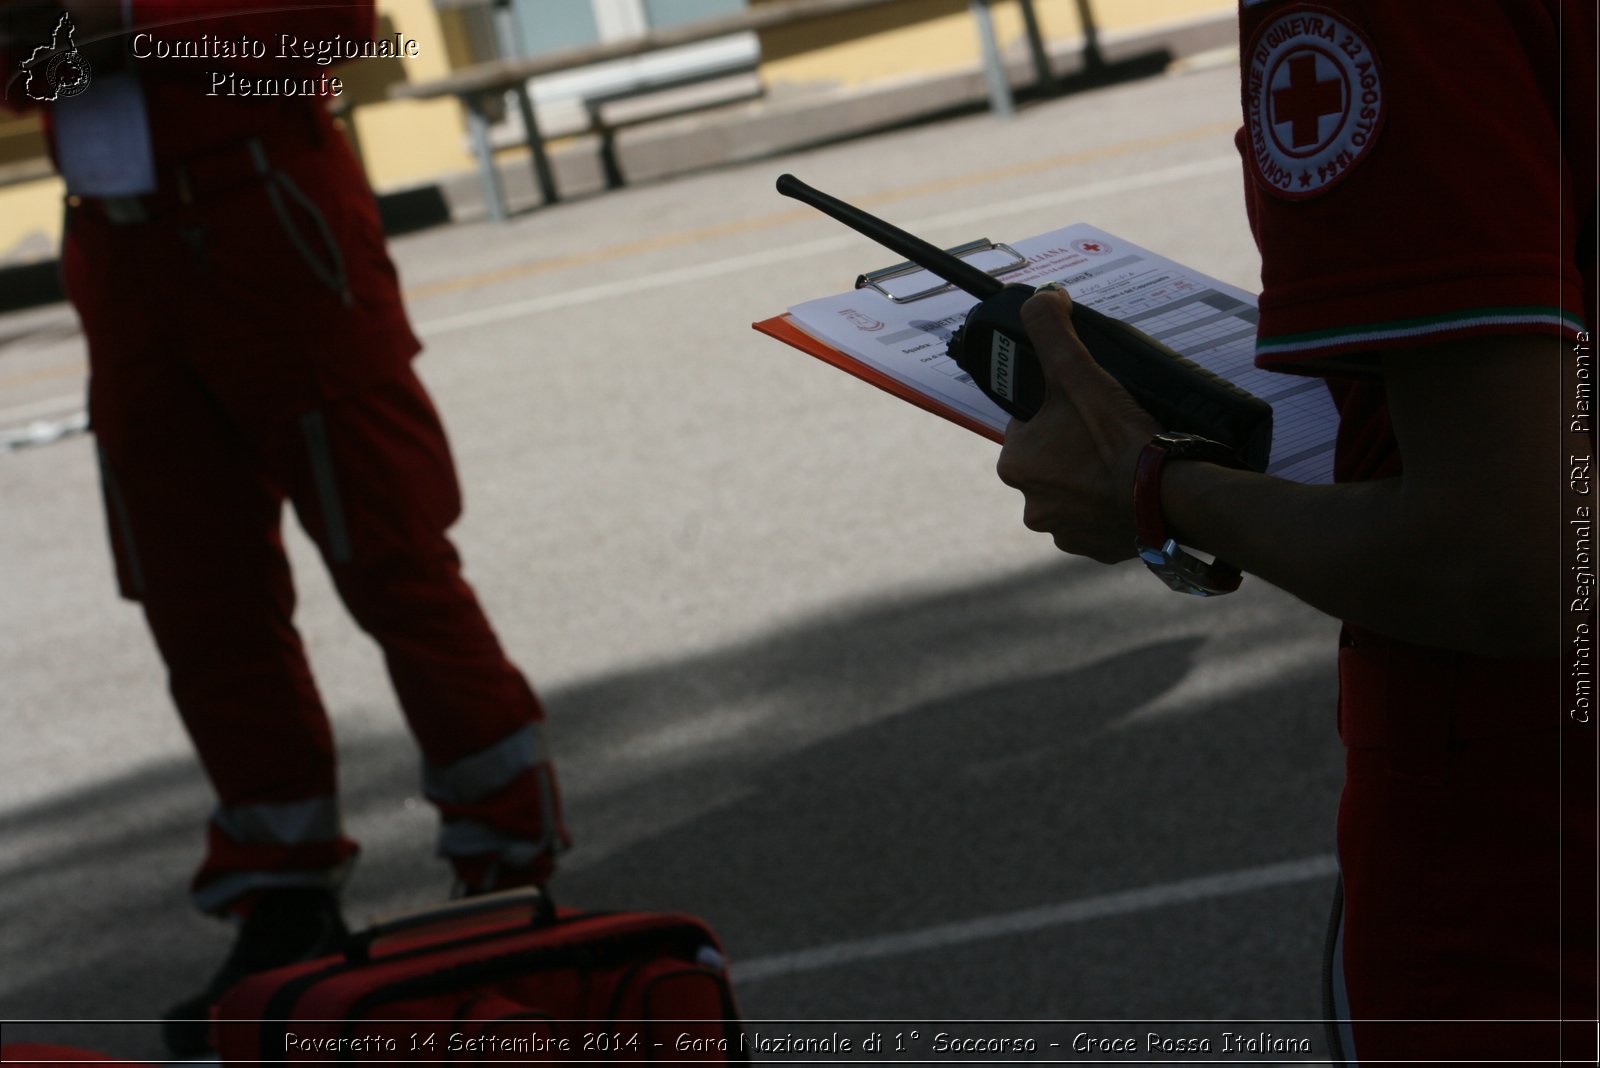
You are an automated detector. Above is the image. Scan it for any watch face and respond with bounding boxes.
[1141,545,1243,597]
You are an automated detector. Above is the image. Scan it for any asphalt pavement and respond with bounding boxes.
[0,60,1347,1063]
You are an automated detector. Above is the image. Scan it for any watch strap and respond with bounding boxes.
[1133,432,1247,597]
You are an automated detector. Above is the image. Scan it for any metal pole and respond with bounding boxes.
[1074,0,1106,73]
[465,95,509,223]
[513,83,560,206]
[1017,0,1056,94]
[491,0,521,60]
[969,0,1013,118]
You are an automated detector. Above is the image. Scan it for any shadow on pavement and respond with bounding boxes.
[0,558,1341,1059]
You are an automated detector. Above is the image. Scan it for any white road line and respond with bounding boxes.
[730,853,1339,984]
[412,155,1241,338]
[414,235,858,336]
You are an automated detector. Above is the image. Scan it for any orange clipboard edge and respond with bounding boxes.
[753,315,1004,445]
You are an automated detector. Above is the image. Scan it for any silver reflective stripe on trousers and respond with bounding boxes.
[193,868,346,915]
[1331,895,1358,1063]
[1324,869,1363,1061]
[423,722,549,805]
[212,794,343,845]
[436,765,560,869]
[195,795,348,913]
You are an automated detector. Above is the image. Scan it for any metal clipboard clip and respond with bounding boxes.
[855,238,1027,303]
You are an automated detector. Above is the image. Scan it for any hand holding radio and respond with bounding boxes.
[996,284,1161,564]
[776,174,1259,593]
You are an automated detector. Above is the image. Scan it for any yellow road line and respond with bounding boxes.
[0,361,87,391]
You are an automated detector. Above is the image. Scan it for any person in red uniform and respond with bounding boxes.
[996,1,1595,1061]
[2,0,570,1054]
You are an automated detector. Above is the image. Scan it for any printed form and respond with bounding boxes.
[769,223,1338,485]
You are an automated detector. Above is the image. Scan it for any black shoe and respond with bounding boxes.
[162,886,348,1058]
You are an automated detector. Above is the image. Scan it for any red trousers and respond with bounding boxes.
[1330,628,1596,1064]
[65,115,568,912]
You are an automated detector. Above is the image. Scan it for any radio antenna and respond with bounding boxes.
[777,174,1005,300]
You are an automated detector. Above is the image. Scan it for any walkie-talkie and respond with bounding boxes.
[776,174,1274,472]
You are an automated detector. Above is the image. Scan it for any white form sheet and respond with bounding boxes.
[785,223,1338,485]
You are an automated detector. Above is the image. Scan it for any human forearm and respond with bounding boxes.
[997,290,1564,660]
[1161,462,1554,658]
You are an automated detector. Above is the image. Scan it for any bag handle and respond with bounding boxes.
[345,886,556,964]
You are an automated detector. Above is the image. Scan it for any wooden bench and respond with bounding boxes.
[390,0,1057,221]
[575,52,764,192]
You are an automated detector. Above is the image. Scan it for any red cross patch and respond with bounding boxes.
[1243,5,1384,199]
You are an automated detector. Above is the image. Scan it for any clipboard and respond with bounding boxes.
[754,221,1339,484]
[752,313,1005,442]
[753,238,1025,444]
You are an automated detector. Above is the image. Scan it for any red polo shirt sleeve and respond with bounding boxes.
[1236,0,1593,377]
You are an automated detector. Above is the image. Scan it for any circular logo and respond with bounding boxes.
[46,50,91,100]
[1071,238,1111,256]
[1243,6,1383,199]
[839,308,885,332]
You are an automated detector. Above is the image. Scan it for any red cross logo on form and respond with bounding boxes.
[1244,5,1384,200]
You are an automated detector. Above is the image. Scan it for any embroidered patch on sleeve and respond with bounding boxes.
[1243,5,1384,199]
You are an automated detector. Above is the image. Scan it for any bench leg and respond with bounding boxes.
[465,97,509,223]
[513,84,560,207]
[1019,0,1058,93]
[970,0,1014,118]
[587,106,626,190]
[1074,0,1108,73]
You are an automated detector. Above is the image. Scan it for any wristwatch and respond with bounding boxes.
[1133,431,1247,597]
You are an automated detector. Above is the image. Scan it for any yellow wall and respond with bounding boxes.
[0,178,63,259]
[0,0,1233,262]
[759,0,1234,89]
[343,0,480,192]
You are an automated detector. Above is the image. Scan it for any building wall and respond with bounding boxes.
[757,0,1232,90]
[0,0,1233,262]
[345,0,478,191]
